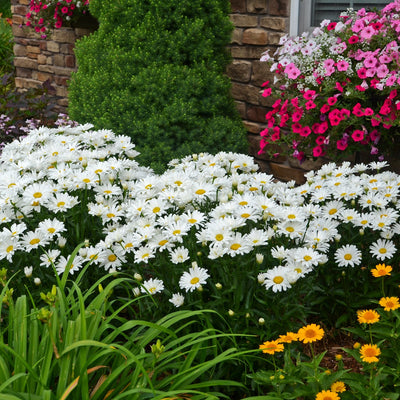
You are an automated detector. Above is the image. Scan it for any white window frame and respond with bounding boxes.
[290,0,389,36]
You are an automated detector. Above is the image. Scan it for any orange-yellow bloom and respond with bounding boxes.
[360,343,381,363]
[379,296,400,311]
[331,381,346,393]
[371,263,392,277]
[357,309,380,324]
[278,331,298,343]
[315,389,340,400]
[297,323,324,343]
[259,340,284,354]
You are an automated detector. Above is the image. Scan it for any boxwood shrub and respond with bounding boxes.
[68,0,248,171]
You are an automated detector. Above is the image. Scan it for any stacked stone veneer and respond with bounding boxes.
[11,0,315,183]
[225,0,305,181]
[10,0,94,110]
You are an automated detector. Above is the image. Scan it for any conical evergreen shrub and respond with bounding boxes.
[68,0,248,171]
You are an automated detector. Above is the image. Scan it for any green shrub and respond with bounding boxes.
[68,0,248,172]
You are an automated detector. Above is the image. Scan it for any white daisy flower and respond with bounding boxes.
[46,192,79,213]
[169,246,190,264]
[39,249,61,268]
[55,255,85,275]
[21,230,50,252]
[226,232,253,257]
[134,246,155,264]
[262,266,292,293]
[140,278,164,295]
[293,247,325,268]
[37,218,66,238]
[334,244,362,267]
[370,239,397,261]
[169,293,185,307]
[179,263,210,292]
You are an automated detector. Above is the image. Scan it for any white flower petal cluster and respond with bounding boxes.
[0,125,399,306]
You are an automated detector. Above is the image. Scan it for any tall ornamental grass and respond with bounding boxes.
[0,254,248,399]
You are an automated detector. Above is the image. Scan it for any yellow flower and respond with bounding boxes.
[259,340,284,355]
[278,331,298,343]
[331,381,346,393]
[297,323,324,343]
[357,309,380,324]
[360,344,381,363]
[315,389,340,400]
[353,342,361,349]
[379,296,400,311]
[371,263,392,277]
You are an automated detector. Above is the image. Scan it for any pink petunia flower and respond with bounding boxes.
[284,63,301,79]
[352,130,365,141]
[336,60,349,71]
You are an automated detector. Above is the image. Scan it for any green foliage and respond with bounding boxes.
[0,73,57,145]
[0,7,13,75]
[68,0,247,172]
[0,251,250,399]
[0,0,11,18]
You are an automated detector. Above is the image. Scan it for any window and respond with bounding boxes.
[290,0,390,35]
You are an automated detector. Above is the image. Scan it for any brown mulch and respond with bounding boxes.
[301,327,362,373]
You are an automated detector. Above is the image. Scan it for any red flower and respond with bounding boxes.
[352,130,365,142]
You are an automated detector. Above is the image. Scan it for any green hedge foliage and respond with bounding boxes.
[68,0,248,171]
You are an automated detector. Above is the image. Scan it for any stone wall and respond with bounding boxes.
[11,0,313,183]
[226,0,300,180]
[10,0,95,111]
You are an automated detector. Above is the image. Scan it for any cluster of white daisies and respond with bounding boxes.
[0,124,399,307]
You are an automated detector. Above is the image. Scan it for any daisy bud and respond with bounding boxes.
[197,285,203,292]
[258,317,265,325]
[215,283,222,290]
[353,342,361,349]
[24,266,33,278]
[359,229,364,236]
[237,184,245,194]
[334,234,341,242]
[245,312,250,318]
[84,239,90,247]
[279,375,284,380]
[228,309,235,317]
[324,370,331,375]
[192,261,198,268]
[351,199,356,206]
[134,273,143,281]
[256,253,264,264]
[79,248,87,257]
[272,225,278,231]
[34,277,41,286]
[132,287,141,297]
[196,251,202,256]
[193,154,198,160]
[335,354,343,361]
[58,237,67,248]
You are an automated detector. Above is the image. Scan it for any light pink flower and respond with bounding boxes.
[284,63,301,79]
[376,64,389,78]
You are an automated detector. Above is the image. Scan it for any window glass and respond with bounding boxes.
[311,0,389,26]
